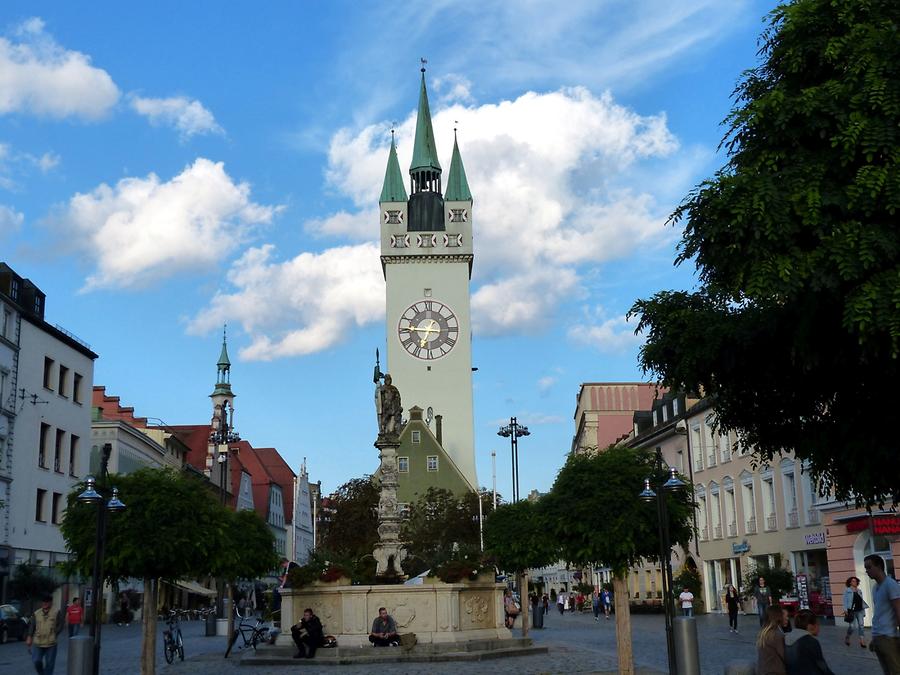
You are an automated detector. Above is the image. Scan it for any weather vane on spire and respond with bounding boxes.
[420,57,427,73]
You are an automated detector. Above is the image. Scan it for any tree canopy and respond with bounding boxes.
[630,0,900,507]
[61,468,276,583]
[541,447,693,574]
[483,499,558,573]
[318,476,380,561]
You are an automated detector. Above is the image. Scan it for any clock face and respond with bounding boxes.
[398,299,459,360]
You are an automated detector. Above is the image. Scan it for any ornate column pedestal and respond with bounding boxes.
[373,436,408,582]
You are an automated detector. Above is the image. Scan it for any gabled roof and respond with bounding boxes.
[235,445,279,525]
[444,132,472,201]
[410,71,441,173]
[93,386,148,428]
[255,447,296,525]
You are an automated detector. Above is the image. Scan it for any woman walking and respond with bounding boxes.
[757,605,788,675]
[726,584,740,633]
[842,576,868,648]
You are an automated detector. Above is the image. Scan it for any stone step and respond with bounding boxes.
[240,640,548,666]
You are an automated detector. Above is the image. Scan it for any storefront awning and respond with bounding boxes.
[171,580,217,597]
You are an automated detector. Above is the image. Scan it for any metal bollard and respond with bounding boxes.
[673,616,700,675]
[68,635,93,675]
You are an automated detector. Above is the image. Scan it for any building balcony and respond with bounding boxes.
[787,510,799,529]
[728,522,737,538]
[806,509,820,525]
[765,514,777,531]
[699,527,709,542]
[713,525,723,539]
[746,518,757,534]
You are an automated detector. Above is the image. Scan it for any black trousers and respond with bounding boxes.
[728,608,738,630]
[291,625,318,658]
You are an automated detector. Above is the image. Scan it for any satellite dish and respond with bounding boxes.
[426,407,434,427]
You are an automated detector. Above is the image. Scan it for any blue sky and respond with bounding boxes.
[1,0,774,497]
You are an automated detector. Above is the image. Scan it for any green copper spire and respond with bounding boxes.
[218,329,231,369]
[410,70,442,174]
[444,130,472,201]
[379,131,408,203]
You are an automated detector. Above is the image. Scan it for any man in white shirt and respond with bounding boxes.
[679,589,695,617]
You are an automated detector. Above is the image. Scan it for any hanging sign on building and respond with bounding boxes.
[804,532,826,545]
[796,574,810,610]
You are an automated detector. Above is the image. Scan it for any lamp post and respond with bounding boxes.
[77,442,126,675]
[209,400,239,508]
[639,447,686,675]
[497,417,529,503]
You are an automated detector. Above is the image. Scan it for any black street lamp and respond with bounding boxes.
[77,443,126,675]
[497,417,529,503]
[639,447,686,675]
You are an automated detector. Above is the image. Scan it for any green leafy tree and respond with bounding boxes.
[318,476,379,561]
[630,0,900,508]
[8,562,60,617]
[743,564,795,604]
[541,447,693,674]
[483,499,558,574]
[62,468,276,675]
[403,487,494,575]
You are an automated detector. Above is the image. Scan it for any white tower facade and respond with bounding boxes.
[379,70,477,489]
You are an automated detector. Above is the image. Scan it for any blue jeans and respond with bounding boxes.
[682,607,694,617]
[845,610,865,640]
[31,643,58,675]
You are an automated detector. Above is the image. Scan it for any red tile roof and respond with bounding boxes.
[254,447,296,525]
[93,386,148,428]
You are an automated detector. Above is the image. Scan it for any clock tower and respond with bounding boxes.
[379,68,477,490]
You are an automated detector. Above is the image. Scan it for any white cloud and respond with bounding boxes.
[0,17,119,119]
[0,142,61,189]
[568,313,642,353]
[0,204,24,235]
[54,158,279,290]
[32,151,60,172]
[472,267,581,336]
[187,243,384,360]
[537,376,557,396]
[433,74,474,104]
[130,95,224,140]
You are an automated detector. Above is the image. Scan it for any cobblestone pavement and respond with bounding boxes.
[0,610,884,674]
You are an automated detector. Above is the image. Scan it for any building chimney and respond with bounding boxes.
[435,414,443,446]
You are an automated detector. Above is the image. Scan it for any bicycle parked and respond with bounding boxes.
[162,609,186,664]
[224,610,270,658]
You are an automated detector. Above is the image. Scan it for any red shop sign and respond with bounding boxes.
[845,516,900,535]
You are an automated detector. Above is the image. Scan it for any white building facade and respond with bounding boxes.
[1,264,97,577]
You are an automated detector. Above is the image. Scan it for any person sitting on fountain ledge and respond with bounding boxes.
[291,608,325,659]
[369,607,401,647]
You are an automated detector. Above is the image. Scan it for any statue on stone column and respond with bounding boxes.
[373,350,403,438]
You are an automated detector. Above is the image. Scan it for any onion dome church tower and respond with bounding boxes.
[378,66,477,491]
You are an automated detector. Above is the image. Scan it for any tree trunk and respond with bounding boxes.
[141,577,158,675]
[613,572,634,675]
[521,570,529,637]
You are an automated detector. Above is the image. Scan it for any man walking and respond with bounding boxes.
[755,576,772,627]
[864,554,900,674]
[601,587,612,619]
[26,594,64,674]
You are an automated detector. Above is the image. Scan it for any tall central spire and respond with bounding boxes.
[407,64,445,231]
[410,69,442,175]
